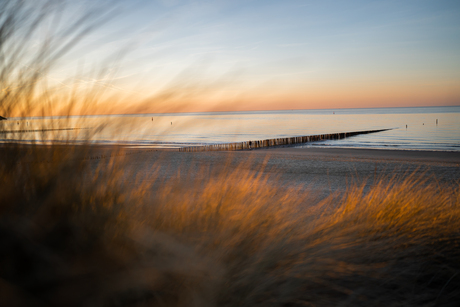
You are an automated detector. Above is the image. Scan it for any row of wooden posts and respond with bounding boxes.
[179,128,390,152]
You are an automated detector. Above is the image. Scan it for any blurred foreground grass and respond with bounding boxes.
[1,144,459,306]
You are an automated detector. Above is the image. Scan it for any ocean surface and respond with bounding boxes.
[1,106,459,151]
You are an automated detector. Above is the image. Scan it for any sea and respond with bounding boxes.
[1,106,459,151]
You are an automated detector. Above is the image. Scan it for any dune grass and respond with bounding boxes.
[0,145,459,306]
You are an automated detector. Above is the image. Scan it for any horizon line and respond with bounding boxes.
[5,104,460,119]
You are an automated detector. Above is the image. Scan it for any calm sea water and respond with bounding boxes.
[1,106,459,151]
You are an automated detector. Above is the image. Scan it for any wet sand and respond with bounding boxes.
[5,143,459,197]
[256,147,460,165]
[115,147,460,199]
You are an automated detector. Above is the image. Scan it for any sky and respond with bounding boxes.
[44,0,460,114]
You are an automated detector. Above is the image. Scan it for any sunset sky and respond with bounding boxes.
[48,0,460,114]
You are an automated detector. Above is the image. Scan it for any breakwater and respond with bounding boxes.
[179,128,391,152]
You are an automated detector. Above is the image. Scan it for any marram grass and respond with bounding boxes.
[0,144,459,306]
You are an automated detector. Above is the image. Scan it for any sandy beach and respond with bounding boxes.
[97,146,459,199]
[7,142,460,199]
[9,144,459,187]
[257,147,460,165]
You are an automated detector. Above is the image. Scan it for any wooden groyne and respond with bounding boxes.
[179,128,391,152]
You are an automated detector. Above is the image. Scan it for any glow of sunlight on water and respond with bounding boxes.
[1,106,459,151]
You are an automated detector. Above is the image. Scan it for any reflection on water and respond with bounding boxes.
[1,106,459,151]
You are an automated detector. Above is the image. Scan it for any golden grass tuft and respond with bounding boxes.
[1,145,459,306]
